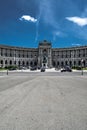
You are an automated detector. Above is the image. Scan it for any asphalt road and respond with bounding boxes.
[0,73,87,130]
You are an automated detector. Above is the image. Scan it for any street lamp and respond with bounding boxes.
[81,59,84,75]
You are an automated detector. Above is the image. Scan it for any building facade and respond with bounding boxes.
[0,40,87,68]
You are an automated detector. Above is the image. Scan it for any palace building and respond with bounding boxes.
[0,40,87,68]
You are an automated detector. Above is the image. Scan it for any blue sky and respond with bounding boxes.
[0,0,87,48]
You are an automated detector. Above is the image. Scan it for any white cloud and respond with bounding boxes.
[39,0,58,29]
[19,15,37,23]
[66,17,87,27]
[55,31,60,36]
[72,43,81,46]
[52,31,67,42]
[53,31,67,37]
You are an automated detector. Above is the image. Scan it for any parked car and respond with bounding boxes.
[37,66,41,69]
[30,66,37,71]
[41,67,45,72]
[61,66,72,72]
[18,66,27,70]
[8,68,17,71]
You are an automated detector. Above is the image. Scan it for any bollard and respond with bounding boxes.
[7,69,8,75]
[81,69,83,75]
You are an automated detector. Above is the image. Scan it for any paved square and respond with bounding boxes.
[0,73,87,130]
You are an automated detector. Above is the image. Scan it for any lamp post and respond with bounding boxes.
[81,59,83,75]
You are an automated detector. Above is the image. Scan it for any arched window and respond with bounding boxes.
[1,60,3,65]
[26,61,29,66]
[43,49,47,53]
[57,61,59,66]
[65,61,68,66]
[30,61,33,67]
[61,61,64,67]
[18,61,20,66]
[5,60,7,64]
[22,61,25,66]
[78,61,81,66]
[74,61,76,66]
[34,61,37,66]
[69,61,72,66]
[10,60,12,65]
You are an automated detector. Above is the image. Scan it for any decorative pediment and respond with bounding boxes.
[39,40,51,47]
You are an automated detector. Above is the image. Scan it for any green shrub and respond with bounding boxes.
[6,65,18,70]
[72,66,82,70]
